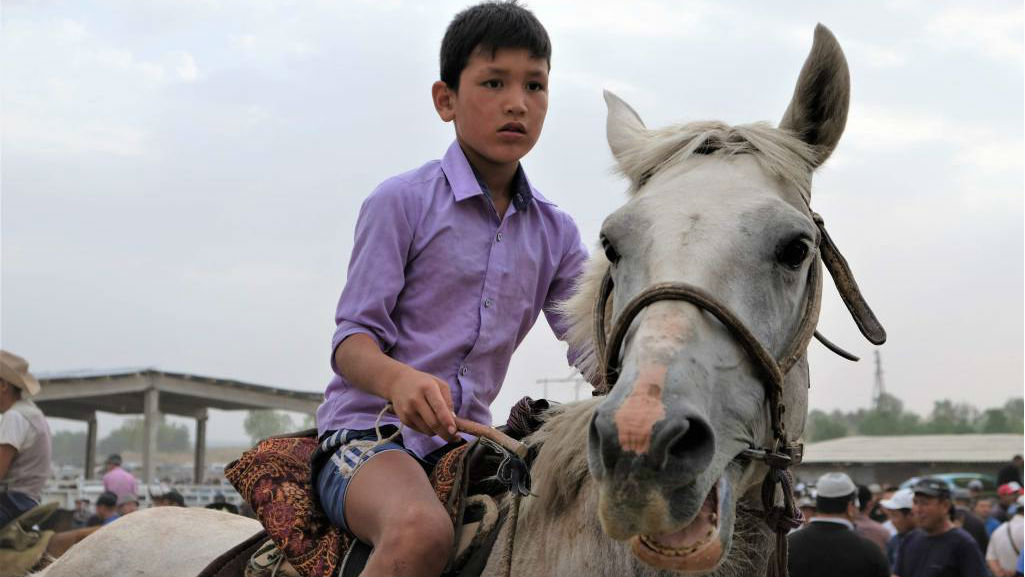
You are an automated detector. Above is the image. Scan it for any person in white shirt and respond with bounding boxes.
[0,350,52,528]
[987,498,1024,577]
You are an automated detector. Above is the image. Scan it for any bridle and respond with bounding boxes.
[591,210,885,577]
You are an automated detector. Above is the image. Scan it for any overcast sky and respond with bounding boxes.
[3,0,1022,445]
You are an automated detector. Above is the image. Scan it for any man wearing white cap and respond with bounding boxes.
[0,350,52,528]
[880,488,917,571]
[787,472,890,577]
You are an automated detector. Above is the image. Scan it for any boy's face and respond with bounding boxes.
[433,47,548,170]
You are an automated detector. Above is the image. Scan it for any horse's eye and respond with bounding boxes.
[777,238,810,270]
[601,235,620,264]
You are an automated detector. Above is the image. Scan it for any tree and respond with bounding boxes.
[51,430,88,467]
[979,408,1011,433]
[243,410,294,444]
[97,417,191,454]
[1003,398,1024,434]
[922,400,976,434]
[857,392,921,435]
[807,409,848,441]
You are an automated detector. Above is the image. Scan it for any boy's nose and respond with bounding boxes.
[504,90,527,116]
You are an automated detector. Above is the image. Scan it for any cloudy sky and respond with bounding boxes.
[3,0,1022,445]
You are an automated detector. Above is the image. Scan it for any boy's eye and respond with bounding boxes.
[526,81,546,92]
[483,79,503,89]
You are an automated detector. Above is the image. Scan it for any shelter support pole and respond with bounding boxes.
[85,413,98,480]
[194,409,208,484]
[143,387,160,484]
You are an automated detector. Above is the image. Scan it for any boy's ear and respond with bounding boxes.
[432,81,456,122]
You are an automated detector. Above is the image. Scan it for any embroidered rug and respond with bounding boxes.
[224,433,470,577]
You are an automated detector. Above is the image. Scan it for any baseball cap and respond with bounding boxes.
[165,489,185,507]
[95,491,118,508]
[967,479,984,490]
[880,488,914,510]
[913,478,951,498]
[998,482,1023,496]
[816,472,857,498]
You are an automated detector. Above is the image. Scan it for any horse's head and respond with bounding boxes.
[579,25,853,573]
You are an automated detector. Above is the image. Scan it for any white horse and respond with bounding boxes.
[40,25,879,577]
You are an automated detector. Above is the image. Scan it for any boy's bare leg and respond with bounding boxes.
[345,450,454,577]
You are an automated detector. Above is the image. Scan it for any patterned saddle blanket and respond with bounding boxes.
[211,397,550,577]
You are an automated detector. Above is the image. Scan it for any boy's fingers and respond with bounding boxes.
[433,378,455,410]
[425,389,457,438]
[406,412,431,437]
[416,399,444,438]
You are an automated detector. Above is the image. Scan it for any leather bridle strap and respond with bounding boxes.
[589,211,884,577]
[594,257,821,440]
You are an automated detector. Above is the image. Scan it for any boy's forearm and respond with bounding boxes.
[334,333,405,401]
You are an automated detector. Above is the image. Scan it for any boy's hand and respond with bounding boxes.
[387,367,459,442]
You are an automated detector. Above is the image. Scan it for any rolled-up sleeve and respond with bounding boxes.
[330,181,417,374]
[542,215,592,374]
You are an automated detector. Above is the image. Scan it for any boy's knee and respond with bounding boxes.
[381,503,454,554]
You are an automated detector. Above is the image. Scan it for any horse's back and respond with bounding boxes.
[33,507,263,577]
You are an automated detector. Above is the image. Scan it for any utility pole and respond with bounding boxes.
[872,349,885,410]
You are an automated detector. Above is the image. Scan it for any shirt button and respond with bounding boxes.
[484,298,493,308]
[496,232,503,242]
[459,366,468,376]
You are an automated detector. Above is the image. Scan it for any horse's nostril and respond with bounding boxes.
[653,416,715,473]
[667,419,713,463]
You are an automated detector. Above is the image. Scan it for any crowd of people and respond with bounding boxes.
[66,453,245,528]
[68,453,188,528]
[789,460,1025,577]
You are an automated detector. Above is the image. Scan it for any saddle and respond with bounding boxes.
[0,501,58,577]
[208,397,551,577]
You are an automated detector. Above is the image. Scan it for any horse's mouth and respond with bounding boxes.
[630,477,725,573]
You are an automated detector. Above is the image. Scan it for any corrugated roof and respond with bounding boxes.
[802,434,1024,464]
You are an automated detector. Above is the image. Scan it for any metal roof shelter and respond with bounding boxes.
[802,434,1024,464]
[33,368,322,484]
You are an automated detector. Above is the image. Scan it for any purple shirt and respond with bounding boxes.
[317,141,590,458]
[102,466,137,498]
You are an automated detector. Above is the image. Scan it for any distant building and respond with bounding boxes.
[796,434,1024,486]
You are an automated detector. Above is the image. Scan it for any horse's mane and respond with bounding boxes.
[525,398,601,514]
[557,120,818,383]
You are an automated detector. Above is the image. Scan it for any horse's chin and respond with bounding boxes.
[628,475,730,574]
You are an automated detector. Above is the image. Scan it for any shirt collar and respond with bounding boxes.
[809,517,854,530]
[440,140,546,210]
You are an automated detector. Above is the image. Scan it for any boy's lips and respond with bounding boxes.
[498,122,527,135]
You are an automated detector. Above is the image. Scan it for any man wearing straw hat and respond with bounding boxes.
[0,350,52,528]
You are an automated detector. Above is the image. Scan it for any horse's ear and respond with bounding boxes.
[779,24,850,168]
[604,90,647,163]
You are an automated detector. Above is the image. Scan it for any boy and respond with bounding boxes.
[314,2,589,576]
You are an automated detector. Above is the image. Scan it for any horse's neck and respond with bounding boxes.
[500,465,773,577]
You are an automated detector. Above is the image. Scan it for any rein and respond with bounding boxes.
[590,211,884,577]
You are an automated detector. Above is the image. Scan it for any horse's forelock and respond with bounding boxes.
[616,121,818,200]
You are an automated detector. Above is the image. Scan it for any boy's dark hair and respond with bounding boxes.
[816,493,855,514]
[440,1,551,91]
